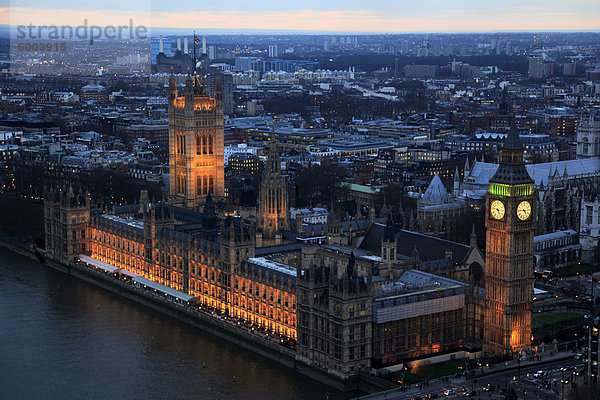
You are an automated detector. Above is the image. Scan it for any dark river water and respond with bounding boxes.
[0,247,354,400]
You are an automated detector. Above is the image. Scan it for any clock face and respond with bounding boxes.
[517,201,532,221]
[490,200,505,220]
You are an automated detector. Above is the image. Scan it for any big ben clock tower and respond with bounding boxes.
[483,124,535,358]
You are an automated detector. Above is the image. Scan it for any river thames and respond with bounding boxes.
[0,247,354,400]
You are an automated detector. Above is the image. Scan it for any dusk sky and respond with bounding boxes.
[3,0,600,32]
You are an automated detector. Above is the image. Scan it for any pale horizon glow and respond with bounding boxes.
[2,1,600,33]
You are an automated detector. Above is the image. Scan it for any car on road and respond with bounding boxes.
[424,394,438,399]
[559,366,573,372]
[463,390,477,397]
[560,376,570,384]
[443,389,456,396]
[575,353,583,360]
[533,370,546,378]
[482,384,495,392]
[575,367,585,376]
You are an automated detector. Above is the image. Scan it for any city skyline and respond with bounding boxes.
[3,0,600,33]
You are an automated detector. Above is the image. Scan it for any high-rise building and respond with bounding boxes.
[528,55,544,79]
[168,71,225,210]
[268,44,279,58]
[483,124,535,358]
[563,62,577,76]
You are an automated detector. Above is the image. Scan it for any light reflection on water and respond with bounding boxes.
[0,248,353,400]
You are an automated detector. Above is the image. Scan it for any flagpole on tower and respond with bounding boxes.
[193,30,197,74]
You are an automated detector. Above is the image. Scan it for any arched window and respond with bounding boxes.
[196,135,202,155]
[196,176,202,195]
[582,136,589,155]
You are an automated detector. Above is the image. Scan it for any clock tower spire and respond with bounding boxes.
[483,122,535,359]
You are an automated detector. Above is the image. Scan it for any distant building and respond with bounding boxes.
[80,84,107,103]
[520,134,558,163]
[528,55,544,79]
[234,57,318,73]
[123,123,169,145]
[227,153,261,176]
[534,230,581,270]
[563,62,577,76]
[586,70,600,81]
[153,51,194,74]
[206,72,234,116]
[151,36,172,65]
[577,111,600,159]
[224,143,258,165]
[268,44,279,58]
[404,64,438,78]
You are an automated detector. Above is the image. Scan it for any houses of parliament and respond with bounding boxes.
[44,70,535,377]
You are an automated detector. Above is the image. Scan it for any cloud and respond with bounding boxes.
[5,7,600,32]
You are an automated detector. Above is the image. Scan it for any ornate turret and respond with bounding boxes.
[381,216,399,278]
[202,193,217,239]
[490,122,533,187]
[453,165,461,197]
[44,184,91,262]
[258,138,289,244]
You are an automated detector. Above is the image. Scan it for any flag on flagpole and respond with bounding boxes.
[194,35,199,45]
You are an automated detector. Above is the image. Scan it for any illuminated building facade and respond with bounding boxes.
[483,125,535,358]
[45,184,490,375]
[169,71,225,210]
[228,153,262,176]
[45,189,294,340]
[82,193,298,341]
[235,257,297,339]
[372,270,468,366]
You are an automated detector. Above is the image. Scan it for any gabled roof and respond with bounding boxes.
[470,158,600,187]
[360,223,469,266]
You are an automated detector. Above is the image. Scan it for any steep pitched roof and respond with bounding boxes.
[421,174,450,204]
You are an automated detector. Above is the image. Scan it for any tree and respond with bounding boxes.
[291,161,347,208]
